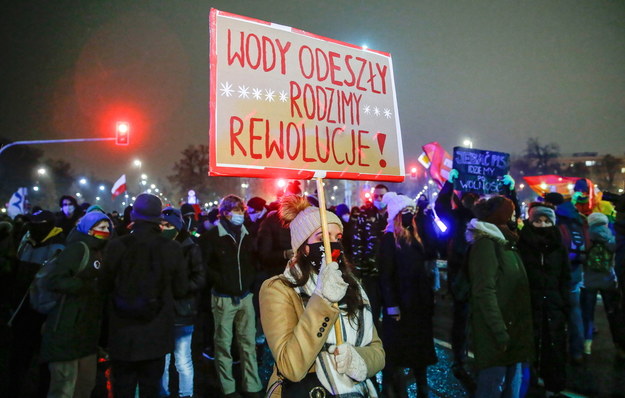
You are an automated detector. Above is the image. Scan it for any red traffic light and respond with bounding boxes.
[115,121,130,146]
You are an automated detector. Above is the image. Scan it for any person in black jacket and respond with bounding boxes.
[8,209,65,397]
[160,207,205,398]
[100,194,189,398]
[518,203,570,397]
[379,193,437,398]
[41,211,113,398]
[199,194,262,398]
[434,175,479,392]
[55,195,85,236]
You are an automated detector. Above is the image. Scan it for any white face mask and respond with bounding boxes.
[249,208,266,223]
[373,200,387,210]
[62,205,75,216]
[230,213,245,226]
[341,214,350,223]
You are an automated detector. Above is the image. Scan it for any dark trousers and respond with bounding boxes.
[451,298,470,366]
[8,307,49,397]
[581,287,625,347]
[111,357,166,398]
[360,274,382,329]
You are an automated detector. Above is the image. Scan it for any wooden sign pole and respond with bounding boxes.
[315,177,343,345]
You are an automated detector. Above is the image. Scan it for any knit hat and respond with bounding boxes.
[474,196,515,225]
[528,203,556,225]
[587,212,609,227]
[87,205,105,213]
[180,203,196,218]
[335,204,350,217]
[382,192,416,222]
[162,207,184,231]
[131,194,163,224]
[26,210,55,224]
[574,178,589,193]
[247,197,267,212]
[544,192,564,206]
[77,212,112,235]
[279,195,343,253]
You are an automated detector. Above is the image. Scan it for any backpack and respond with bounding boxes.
[30,241,90,314]
[586,241,613,273]
[451,237,504,302]
[112,235,166,322]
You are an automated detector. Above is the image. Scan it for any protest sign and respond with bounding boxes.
[209,9,404,182]
[452,147,510,194]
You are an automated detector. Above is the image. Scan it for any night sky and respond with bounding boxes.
[2,0,624,185]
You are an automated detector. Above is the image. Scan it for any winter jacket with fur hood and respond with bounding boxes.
[466,219,534,370]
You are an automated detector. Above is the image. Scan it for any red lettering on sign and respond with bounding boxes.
[230,116,247,156]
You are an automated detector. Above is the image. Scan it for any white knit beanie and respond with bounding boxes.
[383,192,416,222]
[279,195,343,253]
[587,212,609,227]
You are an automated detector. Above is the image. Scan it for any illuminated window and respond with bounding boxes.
[585,160,596,167]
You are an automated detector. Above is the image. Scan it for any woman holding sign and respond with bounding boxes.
[259,194,384,397]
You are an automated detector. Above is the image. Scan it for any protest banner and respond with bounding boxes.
[209,9,404,181]
[452,147,510,194]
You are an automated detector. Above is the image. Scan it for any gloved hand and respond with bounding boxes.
[328,343,367,382]
[502,174,515,190]
[313,256,349,303]
[447,169,459,184]
[572,191,584,205]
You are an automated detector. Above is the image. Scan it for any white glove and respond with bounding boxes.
[313,256,349,303]
[328,343,368,382]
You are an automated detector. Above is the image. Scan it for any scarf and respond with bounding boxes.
[282,265,378,397]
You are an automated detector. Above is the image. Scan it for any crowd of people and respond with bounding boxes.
[1,174,624,398]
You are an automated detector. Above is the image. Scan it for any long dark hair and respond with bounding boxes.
[282,243,364,320]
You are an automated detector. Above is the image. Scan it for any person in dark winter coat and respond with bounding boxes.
[257,208,293,277]
[41,212,113,398]
[8,210,66,397]
[159,207,206,398]
[549,193,590,364]
[199,194,262,397]
[379,193,437,398]
[467,196,534,398]
[518,203,570,396]
[55,195,85,236]
[100,194,189,398]
[434,176,479,391]
[580,212,625,359]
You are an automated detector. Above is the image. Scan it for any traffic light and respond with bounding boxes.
[115,121,130,146]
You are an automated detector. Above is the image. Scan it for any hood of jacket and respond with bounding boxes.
[66,227,108,251]
[465,218,506,245]
[555,201,582,223]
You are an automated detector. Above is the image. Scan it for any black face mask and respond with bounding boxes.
[401,212,414,228]
[304,241,345,273]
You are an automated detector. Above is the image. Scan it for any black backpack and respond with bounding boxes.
[112,235,167,322]
[586,241,613,273]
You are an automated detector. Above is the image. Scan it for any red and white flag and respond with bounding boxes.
[111,174,127,198]
[422,142,453,188]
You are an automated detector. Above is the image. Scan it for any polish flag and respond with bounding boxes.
[111,174,127,198]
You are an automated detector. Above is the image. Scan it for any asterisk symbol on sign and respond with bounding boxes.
[220,82,233,97]
[264,89,275,102]
[363,105,371,114]
[252,88,263,100]
[238,85,250,98]
[373,107,380,116]
[383,108,392,119]
[279,90,289,102]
